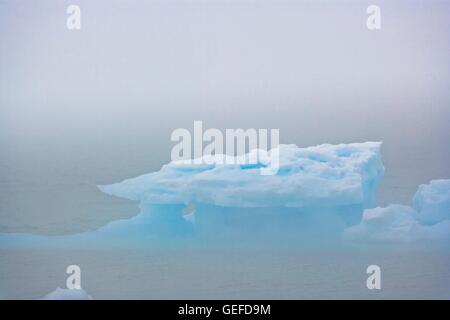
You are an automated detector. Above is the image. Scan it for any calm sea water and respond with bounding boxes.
[0,247,449,299]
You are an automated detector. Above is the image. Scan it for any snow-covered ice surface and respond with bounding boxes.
[99,142,384,209]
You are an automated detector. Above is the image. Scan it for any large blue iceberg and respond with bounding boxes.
[1,141,448,248]
[96,142,384,244]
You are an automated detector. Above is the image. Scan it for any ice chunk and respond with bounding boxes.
[413,179,450,225]
[0,142,385,247]
[344,205,421,242]
[344,180,450,243]
[96,142,384,243]
[43,287,93,300]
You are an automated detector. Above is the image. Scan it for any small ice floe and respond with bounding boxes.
[43,287,93,300]
[344,179,450,243]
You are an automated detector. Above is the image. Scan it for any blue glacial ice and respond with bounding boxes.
[344,180,450,243]
[413,180,450,225]
[99,142,384,209]
[100,142,384,209]
[0,141,448,247]
[95,142,385,245]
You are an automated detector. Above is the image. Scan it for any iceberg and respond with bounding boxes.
[1,140,448,247]
[0,142,385,247]
[413,180,450,225]
[96,142,384,243]
[344,180,450,243]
